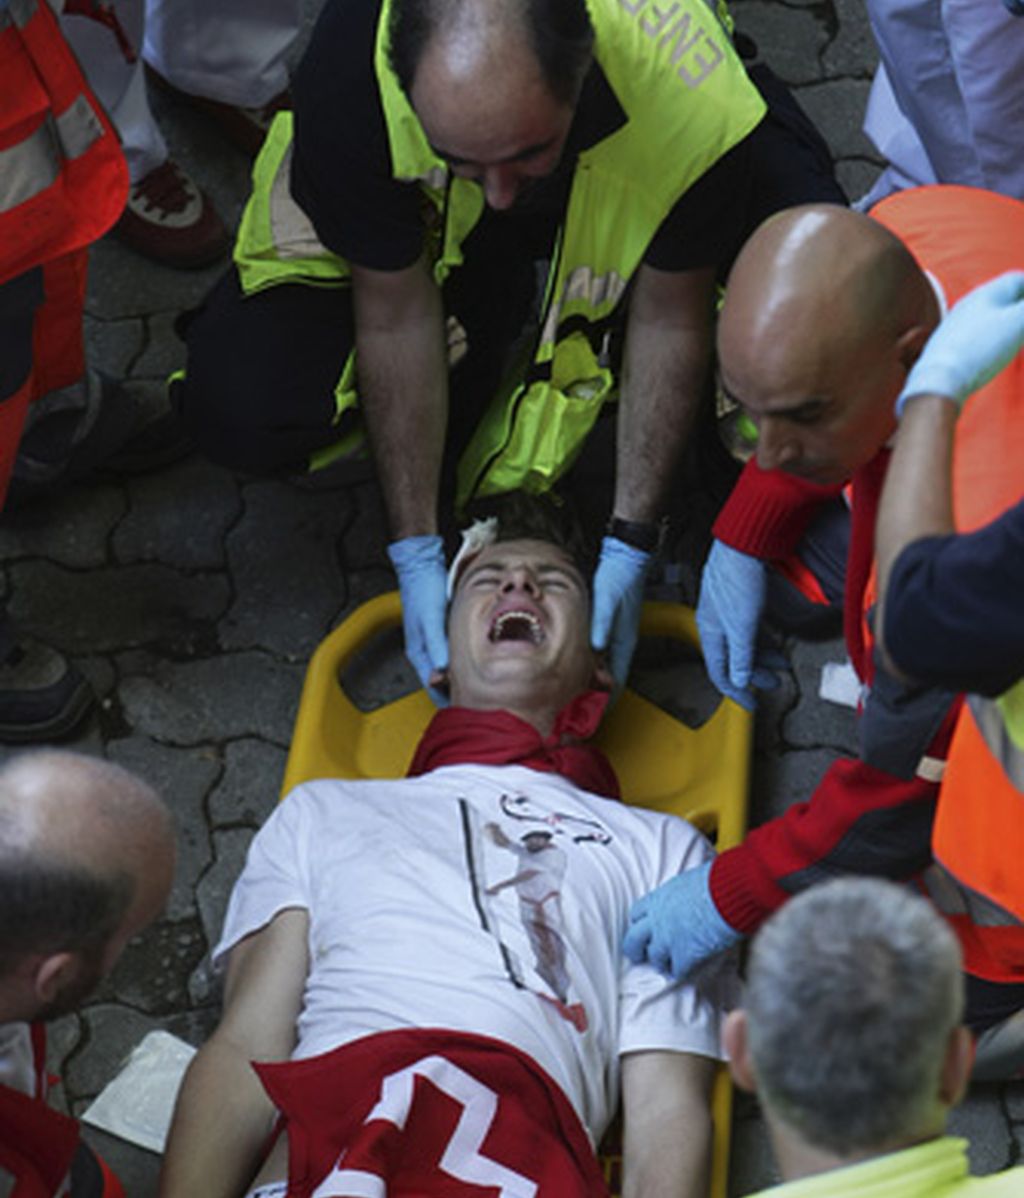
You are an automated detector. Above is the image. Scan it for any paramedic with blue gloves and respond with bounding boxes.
[626,196,1024,1063]
[174,0,849,702]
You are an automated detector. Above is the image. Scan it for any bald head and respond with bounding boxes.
[718,205,940,484]
[0,751,174,1019]
[391,0,593,210]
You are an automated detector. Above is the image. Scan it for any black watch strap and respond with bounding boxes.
[606,516,664,554]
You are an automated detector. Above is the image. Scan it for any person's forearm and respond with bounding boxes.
[621,1051,715,1198]
[351,256,447,540]
[875,395,958,670]
[613,265,715,523]
[159,1033,281,1198]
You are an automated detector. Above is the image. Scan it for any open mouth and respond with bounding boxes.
[489,609,543,644]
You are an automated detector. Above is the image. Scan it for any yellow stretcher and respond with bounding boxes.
[282,592,753,1198]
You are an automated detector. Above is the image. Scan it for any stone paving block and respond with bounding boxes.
[108,735,220,920]
[9,561,230,654]
[65,1004,164,1107]
[87,235,225,322]
[750,745,840,826]
[195,827,259,974]
[208,737,289,826]
[0,484,126,568]
[782,636,859,755]
[950,1084,1014,1174]
[114,456,242,570]
[752,666,799,756]
[84,314,145,379]
[731,2,829,84]
[46,1014,84,1116]
[336,480,389,572]
[95,916,207,1016]
[837,157,884,204]
[332,565,398,630]
[77,655,119,704]
[822,0,880,78]
[794,78,877,160]
[1005,1081,1024,1122]
[133,310,189,381]
[119,651,306,746]
[222,480,348,657]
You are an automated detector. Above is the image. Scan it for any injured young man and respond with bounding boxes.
[159,512,732,1198]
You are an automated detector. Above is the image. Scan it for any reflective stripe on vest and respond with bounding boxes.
[872,187,1024,981]
[0,0,128,284]
[0,93,106,214]
[232,0,765,493]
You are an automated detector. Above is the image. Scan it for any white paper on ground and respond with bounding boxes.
[81,1030,196,1154]
[819,660,863,709]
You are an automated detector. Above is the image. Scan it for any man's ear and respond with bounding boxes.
[34,952,78,1005]
[723,1009,758,1093]
[939,1025,975,1108]
[895,322,933,372]
[590,652,614,694]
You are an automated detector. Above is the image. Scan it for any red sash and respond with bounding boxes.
[254,1029,609,1198]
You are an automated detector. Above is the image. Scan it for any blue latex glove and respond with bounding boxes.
[387,535,449,705]
[590,535,652,690]
[697,539,782,711]
[897,271,1024,417]
[623,860,742,979]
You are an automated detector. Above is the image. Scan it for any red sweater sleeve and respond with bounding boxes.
[712,459,843,559]
[709,756,940,932]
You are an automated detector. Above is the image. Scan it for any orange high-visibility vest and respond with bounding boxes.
[872,185,1024,983]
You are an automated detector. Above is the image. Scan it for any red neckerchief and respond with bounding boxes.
[408,690,620,800]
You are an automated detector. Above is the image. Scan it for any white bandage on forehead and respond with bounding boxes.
[445,517,499,599]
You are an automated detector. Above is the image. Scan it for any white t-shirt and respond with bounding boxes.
[215,764,731,1142]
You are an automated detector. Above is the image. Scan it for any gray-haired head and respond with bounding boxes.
[743,877,964,1155]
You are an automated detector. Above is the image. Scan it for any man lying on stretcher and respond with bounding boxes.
[159,500,732,1198]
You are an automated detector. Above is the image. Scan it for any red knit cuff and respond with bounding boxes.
[709,847,789,935]
[713,461,842,559]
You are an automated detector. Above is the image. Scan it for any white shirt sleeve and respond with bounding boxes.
[617,819,735,1061]
[212,787,313,972]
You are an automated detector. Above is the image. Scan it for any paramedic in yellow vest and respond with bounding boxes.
[174,0,845,700]
[875,270,1024,1077]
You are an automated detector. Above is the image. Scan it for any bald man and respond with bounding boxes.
[173,0,845,701]
[623,186,1024,1062]
[0,750,175,1198]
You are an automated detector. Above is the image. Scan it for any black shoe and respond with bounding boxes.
[8,371,194,505]
[0,636,94,742]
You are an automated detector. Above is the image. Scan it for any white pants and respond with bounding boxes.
[62,0,304,181]
[860,0,1024,206]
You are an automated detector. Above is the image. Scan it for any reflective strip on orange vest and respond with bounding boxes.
[0,0,128,284]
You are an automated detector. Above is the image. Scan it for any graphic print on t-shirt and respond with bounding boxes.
[459,790,614,1035]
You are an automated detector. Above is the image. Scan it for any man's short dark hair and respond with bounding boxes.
[389,0,595,107]
[0,855,133,976]
[464,491,596,581]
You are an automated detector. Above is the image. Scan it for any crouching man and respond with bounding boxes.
[0,751,175,1197]
[159,509,730,1198]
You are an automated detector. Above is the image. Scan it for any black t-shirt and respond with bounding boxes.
[291,0,755,274]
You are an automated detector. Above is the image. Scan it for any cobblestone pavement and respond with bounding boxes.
[16,1,1022,1193]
